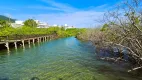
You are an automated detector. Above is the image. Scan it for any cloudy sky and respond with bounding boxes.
[0,0,121,28]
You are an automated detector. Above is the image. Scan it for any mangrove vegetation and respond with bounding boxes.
[77,0,142,72]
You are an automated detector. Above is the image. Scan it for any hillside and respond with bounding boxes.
[0,15,16,23]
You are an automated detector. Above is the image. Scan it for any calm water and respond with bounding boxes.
[0,37,141,80]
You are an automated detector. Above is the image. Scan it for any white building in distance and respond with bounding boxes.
[36,20,49,28]
[64,24,75,30]
[51,24,75,29]
[11,20,49,28]
[11,20,24,28]
[53,24,58,27]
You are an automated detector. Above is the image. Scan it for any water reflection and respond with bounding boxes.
[7,50,10,56]
[0,37,141,80]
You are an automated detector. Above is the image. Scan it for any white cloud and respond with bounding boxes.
[13,0,109,28]
[41,0,78,12]
[27,5,61,11]
[15,10,104,28]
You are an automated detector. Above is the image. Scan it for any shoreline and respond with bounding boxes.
[76,35,142,73]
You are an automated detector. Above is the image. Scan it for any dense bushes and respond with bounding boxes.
[0,18,85,37]
[0,26,84,38]
[0,20,10,28]
[57,28,86,37]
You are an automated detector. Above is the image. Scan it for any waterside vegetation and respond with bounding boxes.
[0,19,85,38]
[77,0,142,72]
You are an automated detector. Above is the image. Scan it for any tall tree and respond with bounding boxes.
[24,19,37,27]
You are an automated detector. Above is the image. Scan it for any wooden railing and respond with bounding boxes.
[0,33,57,42]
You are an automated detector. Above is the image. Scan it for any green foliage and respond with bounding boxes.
[0,27,16,36]
[101,24,109,31]
[61,27,65,31]
[135,17,140,24]
[24,19,37,27]
[0,20,10,28]
[57,28,85,37]
[0,25,83,38]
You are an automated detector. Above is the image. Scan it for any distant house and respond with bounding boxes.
[35,20,49,28]
[11,20,24,28]
[64,24,75,30]
[37,22,49,28]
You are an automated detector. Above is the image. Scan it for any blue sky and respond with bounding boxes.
[0,0,121,27]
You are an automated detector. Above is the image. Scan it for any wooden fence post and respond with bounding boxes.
[28,39,31,48]
[14,42,17,50]
[22,40,25,49]
[5,42,9,52]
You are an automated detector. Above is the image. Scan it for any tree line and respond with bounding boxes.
[0,19,85,38]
